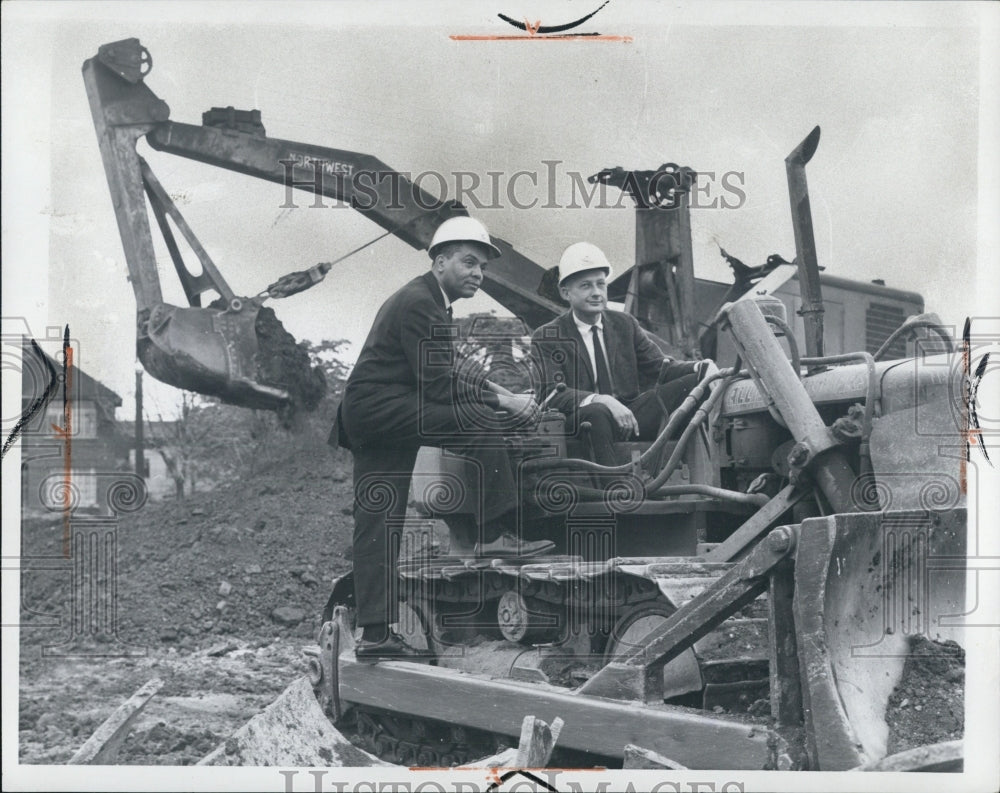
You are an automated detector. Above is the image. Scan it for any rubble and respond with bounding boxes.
[270,607,306,626]
[885,636,964,755]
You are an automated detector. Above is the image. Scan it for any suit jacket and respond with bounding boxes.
[530,310,667,415]
[339,270,495,447]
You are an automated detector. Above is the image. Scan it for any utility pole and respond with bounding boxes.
[134,364,146,477]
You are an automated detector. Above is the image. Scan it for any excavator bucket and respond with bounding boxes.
[140,300,297,411]
[83,40,326,413]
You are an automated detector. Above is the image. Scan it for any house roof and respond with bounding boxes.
[21,336,123,408]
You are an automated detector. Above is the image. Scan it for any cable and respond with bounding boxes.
[873,318,954,361]
[522,368,733,478]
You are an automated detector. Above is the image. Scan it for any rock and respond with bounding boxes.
[270,606,306,626]
[191,508,206,516]
[340,507,352,516]
[216,600,228,612]
[159,628,179,642]
[299,571,319,586]
[218,581,232,597]
[207,642,238,657]
[213,526,241,544]
[245,564,263,575]
[36,713,61,731]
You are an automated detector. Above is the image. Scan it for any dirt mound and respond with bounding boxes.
[205,298,326,417]
[254,305,326,416]
[19,439,356,652]
[885,635,964,755]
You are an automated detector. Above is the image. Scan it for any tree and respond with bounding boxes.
[145,338,354,497]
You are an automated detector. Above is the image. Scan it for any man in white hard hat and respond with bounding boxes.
[337,216,553,662]
[530,241,714,468]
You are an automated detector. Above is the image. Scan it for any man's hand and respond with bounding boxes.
[593,394,639,439]
[696,359,722,391]
[485,380,515,398]
[497,392,540,425]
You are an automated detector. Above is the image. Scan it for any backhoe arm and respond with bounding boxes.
[82,38,561,412]
[146,120,562,328]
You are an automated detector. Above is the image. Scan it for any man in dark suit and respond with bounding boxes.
[531,242,712,468]
[338,216,552,661]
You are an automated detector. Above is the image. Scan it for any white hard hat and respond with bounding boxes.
[428,216,502,260]
[558,242,613,285]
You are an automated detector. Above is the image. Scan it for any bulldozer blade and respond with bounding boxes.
[140,301,290,410]
[793,508,966,770]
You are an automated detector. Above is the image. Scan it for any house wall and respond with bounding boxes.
[21,398,130,514]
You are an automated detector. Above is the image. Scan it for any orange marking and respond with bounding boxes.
[410,765,607,772]
[450,34,633,41]
[524,19,542,36]
[61,345,74,556]
[960,335,969,494]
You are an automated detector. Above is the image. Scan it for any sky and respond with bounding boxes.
[2,1,997,423]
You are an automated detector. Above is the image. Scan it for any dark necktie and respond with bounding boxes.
[446,305,453,322]
[591,326,613,395]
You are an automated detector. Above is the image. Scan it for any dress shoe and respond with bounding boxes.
[355,633,435,662]
[474,533,554,558]
[446,540,476,558]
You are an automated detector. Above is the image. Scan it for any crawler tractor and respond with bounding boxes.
[84,39,968,771]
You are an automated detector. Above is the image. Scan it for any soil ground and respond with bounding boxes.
[884,635,965,755]
[17,437,384,765]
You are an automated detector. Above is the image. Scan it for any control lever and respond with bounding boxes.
[539,382,567,410]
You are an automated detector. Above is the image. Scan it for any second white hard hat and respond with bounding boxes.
[428,216,502,260]
[558,242,613,285]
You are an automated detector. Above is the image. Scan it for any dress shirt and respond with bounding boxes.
[436,281,453,320]
[573,312,611,407]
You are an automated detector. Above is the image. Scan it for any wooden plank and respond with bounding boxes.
[514,715,564,768]
[338,655,771,769]
[623,743,688,770]
[69,678,163,764]
[849,740,963,773]
[465,747,518,768]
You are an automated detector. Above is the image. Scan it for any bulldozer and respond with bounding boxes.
[83,39,968,772]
